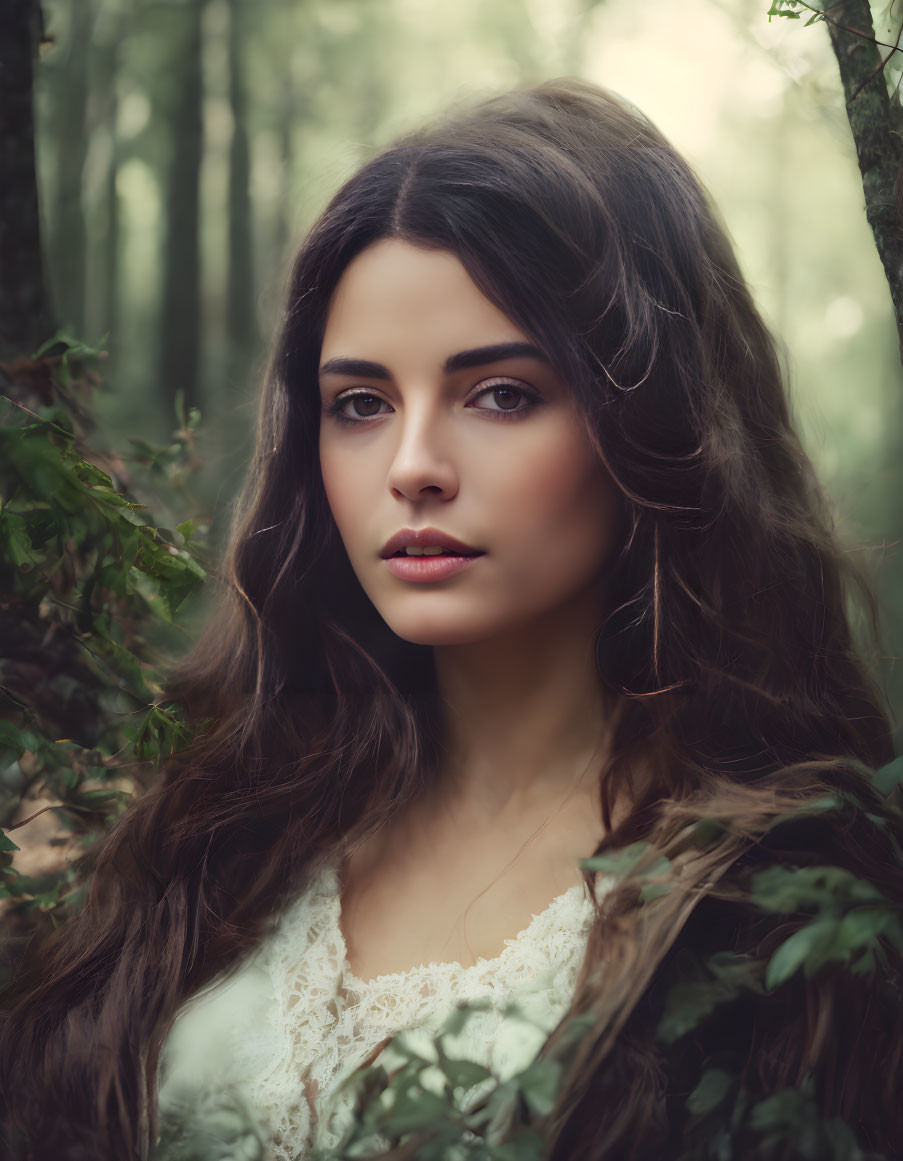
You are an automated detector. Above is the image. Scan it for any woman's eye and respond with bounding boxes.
[327,392,390,422]
[471,382,538,418]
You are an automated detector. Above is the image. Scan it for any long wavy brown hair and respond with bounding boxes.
[2,78,900,1161]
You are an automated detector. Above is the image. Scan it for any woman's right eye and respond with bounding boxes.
[325,392,391,424]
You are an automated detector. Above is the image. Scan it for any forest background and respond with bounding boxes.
[1,0,902,939]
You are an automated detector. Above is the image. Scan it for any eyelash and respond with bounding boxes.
[323,379,541,427]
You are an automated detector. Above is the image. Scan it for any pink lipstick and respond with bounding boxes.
[384,554,483,582]
[379,526,486,582]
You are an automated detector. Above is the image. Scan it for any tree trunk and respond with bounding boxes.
[92,15,121,359]
[52,0,92,338]
[227,0,255,387]
[823,0,903,359]
[158,0,205,422]
[0,0,55,362]
[272,73,295,270]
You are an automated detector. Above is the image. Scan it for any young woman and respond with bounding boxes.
[2,78,902,1161]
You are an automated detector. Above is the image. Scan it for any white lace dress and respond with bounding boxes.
[155,855,612,1161]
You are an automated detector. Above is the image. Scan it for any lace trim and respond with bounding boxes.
[330,862,595,988]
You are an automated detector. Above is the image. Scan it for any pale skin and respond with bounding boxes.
[318,239,625,981]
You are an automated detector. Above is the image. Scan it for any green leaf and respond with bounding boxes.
[640,881,672,902]
[849,946,876,976]
[686,1068,735,1116]
[1,872,30,897]
[482,1080,520,1146]
[440,1055,493,1092]
[766,1,803,18]
[515,1059,561,1117]
[66,450,112,489]
[836,906,893,949]
[441,997,493,1039]
[491,1128,547,1160]
[796,794,843,814]
[691,817,727,850]
[130,704,192,761]
[765,917,839,989]
[72,788,130,811]
[0,721,29,768]
[0,510,33,567]
[657,952,759,1045]
[823,1116,869,1159]
[29,882,63,912]
[378,1087,450,1135]
[873,755,903,799]
[59,765,80,792]
[91,622,157,702]
[581,842,670,881]
[658,977,738,1044]
[0,830,21,853]
[751,864,884,914]
[407,1127,466,1161]
[742,1086,812,1133]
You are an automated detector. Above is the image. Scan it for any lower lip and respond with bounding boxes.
[383,554,484,582]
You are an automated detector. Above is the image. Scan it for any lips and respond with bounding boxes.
[379,527,485,559]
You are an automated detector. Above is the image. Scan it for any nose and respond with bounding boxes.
[385,401,459,502]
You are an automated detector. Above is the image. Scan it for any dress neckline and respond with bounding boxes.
[319,856,596,990]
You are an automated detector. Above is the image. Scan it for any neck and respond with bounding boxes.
[430,591,617,819]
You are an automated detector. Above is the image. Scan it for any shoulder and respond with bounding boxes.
[160,960,276,1090]
[155,961,278,1161]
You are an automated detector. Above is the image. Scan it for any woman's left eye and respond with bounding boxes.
[470,381,540,419]
[326,392,389,423]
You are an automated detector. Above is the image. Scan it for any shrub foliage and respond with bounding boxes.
[0,335,207,953]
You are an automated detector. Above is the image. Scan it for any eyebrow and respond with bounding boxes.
[318,341,550,380]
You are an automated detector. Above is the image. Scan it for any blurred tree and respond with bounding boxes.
[271,70,297,274]
[0,0,54,360]
[52,0,92,338]
[158,0,206,417]
[227,0,255,387]
[89,0,128,362]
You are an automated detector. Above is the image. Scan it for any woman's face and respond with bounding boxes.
[318,238,620,647]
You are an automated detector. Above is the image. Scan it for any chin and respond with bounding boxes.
[380,610,503,648]
[386,624,485,648]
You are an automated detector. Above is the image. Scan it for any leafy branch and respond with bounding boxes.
[0,335,208,933]
[768,0,902,53]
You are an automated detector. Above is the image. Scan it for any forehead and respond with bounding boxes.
[320,239,529,364]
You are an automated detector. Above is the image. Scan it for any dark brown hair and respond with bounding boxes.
[2,78,899,1160]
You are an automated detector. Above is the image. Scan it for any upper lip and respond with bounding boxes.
[380,528,485,558]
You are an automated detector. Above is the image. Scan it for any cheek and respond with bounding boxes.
[499,438,614,548]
